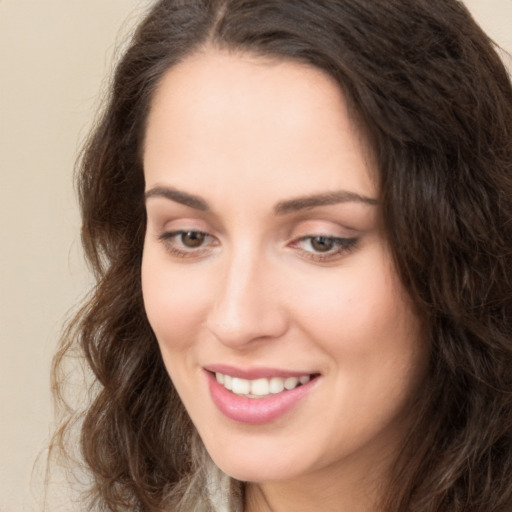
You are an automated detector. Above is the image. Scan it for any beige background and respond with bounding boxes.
[0,1,510,511]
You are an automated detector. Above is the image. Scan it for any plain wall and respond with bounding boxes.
[0,2,150,510]
[0,1,510,511]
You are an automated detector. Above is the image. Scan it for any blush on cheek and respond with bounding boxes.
[144,297,193,351]
[298,282,373,343]
[142,267,211,352]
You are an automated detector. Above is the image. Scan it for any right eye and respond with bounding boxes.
[159,230,217,258]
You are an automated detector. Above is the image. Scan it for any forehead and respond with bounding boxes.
[143,49,376,204]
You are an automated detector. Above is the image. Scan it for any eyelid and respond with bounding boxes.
[158,229,218,259]
[288,234,358,263]
[155,223,359,263]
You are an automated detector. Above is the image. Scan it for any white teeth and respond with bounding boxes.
[284,377,299,390]
[231,377,250,395]
[250,378,270,396]
[214,372,312,398]
[269,377,285,394]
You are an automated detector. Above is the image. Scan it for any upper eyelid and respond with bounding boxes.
[159,229,214,241]
[291,235,358,259]
[151,213,221,234]
[287,214,360,232]
[291,235,357,248]
[157,228,354,243]
[145,203,220,231]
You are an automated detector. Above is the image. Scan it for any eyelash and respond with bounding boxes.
[290,235,358,262]
[158,230,358,262]
[158,230,215,259]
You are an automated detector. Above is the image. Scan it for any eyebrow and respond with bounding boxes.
[145,186,209,211]
[274,191,378,214]
[144,186,378,213]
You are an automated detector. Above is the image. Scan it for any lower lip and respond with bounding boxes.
[206,372,317,425]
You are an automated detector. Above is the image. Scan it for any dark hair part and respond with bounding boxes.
[51,1,512,510]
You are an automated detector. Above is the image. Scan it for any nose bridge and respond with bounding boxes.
[207,242,287,347]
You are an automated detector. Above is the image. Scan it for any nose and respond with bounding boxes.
[206,249,289,349]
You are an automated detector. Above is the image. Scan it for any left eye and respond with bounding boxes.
[293,235,357,259]
[306,236,338,252]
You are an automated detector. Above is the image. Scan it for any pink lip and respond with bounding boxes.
[204,364,312,380]
[205,369,318,425]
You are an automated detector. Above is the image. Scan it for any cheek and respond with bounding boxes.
[292,263,406,345]
[295,262,426,453]
[141,247,211,353]
[291,251,425,382]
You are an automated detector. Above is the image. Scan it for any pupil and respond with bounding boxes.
[182,232,205,248]
[311,236,333,252]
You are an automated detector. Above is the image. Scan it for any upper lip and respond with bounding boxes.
[204,364,318,380]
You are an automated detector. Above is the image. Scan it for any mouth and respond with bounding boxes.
[204,367,320,424]
[212,371,316,398]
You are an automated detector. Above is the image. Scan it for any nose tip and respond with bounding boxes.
[206,263,289,349]
[208,304,289,348]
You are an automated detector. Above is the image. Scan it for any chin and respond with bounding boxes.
[215,461,296,484]
[204,440,308,483]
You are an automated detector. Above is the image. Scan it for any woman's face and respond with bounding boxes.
[142,50,428,492]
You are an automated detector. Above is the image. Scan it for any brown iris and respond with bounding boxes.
[310,236,335,252]
[181,231,206,248]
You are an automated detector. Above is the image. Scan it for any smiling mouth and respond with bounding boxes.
[213,371,318,399]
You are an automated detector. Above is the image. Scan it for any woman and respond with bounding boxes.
[51,0,512,511]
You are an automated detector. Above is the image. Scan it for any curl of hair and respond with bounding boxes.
[51,1,512,511]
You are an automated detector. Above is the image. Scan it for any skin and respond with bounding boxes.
[141,49,429,511]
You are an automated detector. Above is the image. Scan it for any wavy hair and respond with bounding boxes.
[51,1,512,510]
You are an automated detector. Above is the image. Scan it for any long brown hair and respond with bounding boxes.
[51,1,512,510]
